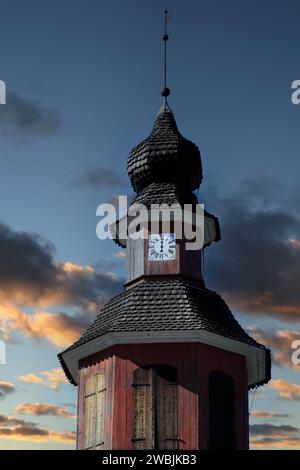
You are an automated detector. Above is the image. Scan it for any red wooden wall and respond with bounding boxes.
[77,342,248,450]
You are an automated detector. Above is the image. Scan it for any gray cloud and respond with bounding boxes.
[61,403,76,409]
[249,423,299,436]
[73,167,125,191]
[0,92,62,136]
[0,414,75,443]
[0,222,122,309]
[0,381,15,399]
[204,178,300,322]
[0,222,123,346]
[0,415,35,428]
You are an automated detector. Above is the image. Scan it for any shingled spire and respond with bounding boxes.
[127,103,203,193]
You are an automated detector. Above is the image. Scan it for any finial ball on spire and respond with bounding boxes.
[161,87,170,97]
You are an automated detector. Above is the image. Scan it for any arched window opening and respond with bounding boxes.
[209,370,236,449]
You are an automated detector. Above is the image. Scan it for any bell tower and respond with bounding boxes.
[58,12,271,450]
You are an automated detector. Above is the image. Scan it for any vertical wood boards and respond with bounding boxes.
[132,365,178,450]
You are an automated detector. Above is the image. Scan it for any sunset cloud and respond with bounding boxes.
[17,374,44,385]
[15,403,75,419]
[249,327,300,371]
[0,304,86,348]
[0,381,15,399]
[18,368,68,390]
[207,178,300,322]
[251,410,289,419]
[0,222,122,309]
[249,423,299,438]
[0,414,75,444]
[0,222,123,346]
[249,422,300,449]
[270,379,300,400]
[251,437,300,449]
[113,251,127,259]
[41,369,68,390]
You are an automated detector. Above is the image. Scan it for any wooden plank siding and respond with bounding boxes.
[78,342,248,450]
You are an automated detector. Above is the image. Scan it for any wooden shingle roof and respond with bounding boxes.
[58,278,271,387]
[127,103,203,193]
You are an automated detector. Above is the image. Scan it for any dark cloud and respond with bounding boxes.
[0,222,122,308]
[0,425,48,437]
[251,410,290,419]
[0,381,15,399]
[0,223,57,299]
[249,423,299,437]
[0,92,62,136]
[0,222,123,346]
[0,415,35,428]
[73,166,125,191]
[0,414,75,443]
[204,178,300,322]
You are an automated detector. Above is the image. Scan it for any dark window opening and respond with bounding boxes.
[209,370,236,449]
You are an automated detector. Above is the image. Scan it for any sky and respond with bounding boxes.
[0,0,300,450]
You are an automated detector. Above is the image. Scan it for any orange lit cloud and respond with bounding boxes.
[270,379,300,400]
[251,410,289,419]
[113,251,127,259]
[0,304,86,348]
[251,437,300,449]
[0,223,122,346]
[0,251,119,311]
[62,262,95,274]
[0,414,75,444]
[18,368,68,391]
[15,403,75,419]
[41,369,68,390]
[225,292,300,322]
[17,374,44,385]
[249,327,300,371]
[250,423,300,449]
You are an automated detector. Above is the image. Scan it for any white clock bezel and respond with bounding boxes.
[148,233,176,261]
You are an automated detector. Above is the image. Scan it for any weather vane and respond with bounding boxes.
[162,9,170,98]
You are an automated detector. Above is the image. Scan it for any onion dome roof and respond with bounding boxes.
[127,101,203,193]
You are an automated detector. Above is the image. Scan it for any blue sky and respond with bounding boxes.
[0,0,300,449]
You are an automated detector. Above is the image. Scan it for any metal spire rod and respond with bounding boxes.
[162,10,170,98]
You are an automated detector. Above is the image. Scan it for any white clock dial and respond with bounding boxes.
[148,233,176,261]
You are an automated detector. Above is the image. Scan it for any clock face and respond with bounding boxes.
[148,233,176,261]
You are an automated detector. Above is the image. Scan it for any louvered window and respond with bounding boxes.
[84,372,105,450]
[132,365,178,450]
[209,370,236,449]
